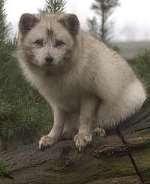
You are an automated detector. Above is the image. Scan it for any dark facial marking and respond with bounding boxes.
[63,49,72,61]
[23,46,34,63]
[54,39,65,47]
[47,29,54,39]
[34,39,44,47]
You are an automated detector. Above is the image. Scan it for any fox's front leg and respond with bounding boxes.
[39,107,65,151]
[74,97,98,151]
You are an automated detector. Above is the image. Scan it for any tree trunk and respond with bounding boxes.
[101,10,106,42]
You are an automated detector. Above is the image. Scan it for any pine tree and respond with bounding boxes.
[44,0,66,13]
[0,0,8,44]
[91,0,119,43]
[0,0,10,150]
[87,17,100,39]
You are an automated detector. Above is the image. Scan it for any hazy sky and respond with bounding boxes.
[5,0,150,40]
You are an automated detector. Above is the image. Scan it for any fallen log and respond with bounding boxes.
[0,132,150,184]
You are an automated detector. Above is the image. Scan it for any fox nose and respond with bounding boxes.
[45,56,54,64]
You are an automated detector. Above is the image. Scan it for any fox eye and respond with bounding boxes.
[34,39,44,47]
[55,40,65,47]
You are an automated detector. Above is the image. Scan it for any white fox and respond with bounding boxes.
[17,13,147,151]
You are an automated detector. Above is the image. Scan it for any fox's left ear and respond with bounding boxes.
[19,13,39,36]
[59,14,80,36]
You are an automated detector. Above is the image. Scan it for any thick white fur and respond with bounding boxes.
[17,14,147,150]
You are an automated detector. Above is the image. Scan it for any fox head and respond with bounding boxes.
[18,13,80,71]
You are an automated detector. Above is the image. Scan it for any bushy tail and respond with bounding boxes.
[107,97,150,135]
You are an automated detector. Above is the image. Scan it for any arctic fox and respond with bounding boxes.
[17,13,147,151]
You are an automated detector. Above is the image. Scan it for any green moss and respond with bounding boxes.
[0,161,10,177]
[42,146,150,184]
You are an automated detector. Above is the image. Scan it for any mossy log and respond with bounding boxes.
[0,131,150,184]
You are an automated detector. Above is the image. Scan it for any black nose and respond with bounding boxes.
[45,56,54,64]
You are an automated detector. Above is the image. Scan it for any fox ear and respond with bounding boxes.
[59,14,80,36]
[19,13,39,35]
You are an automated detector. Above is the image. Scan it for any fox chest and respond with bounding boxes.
[38,77,82,112]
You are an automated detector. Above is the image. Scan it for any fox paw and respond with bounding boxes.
[74,133,92,151]
[39,135,57,151]
[94,127,106,137]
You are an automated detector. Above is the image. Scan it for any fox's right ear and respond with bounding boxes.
[19,13,39,36]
